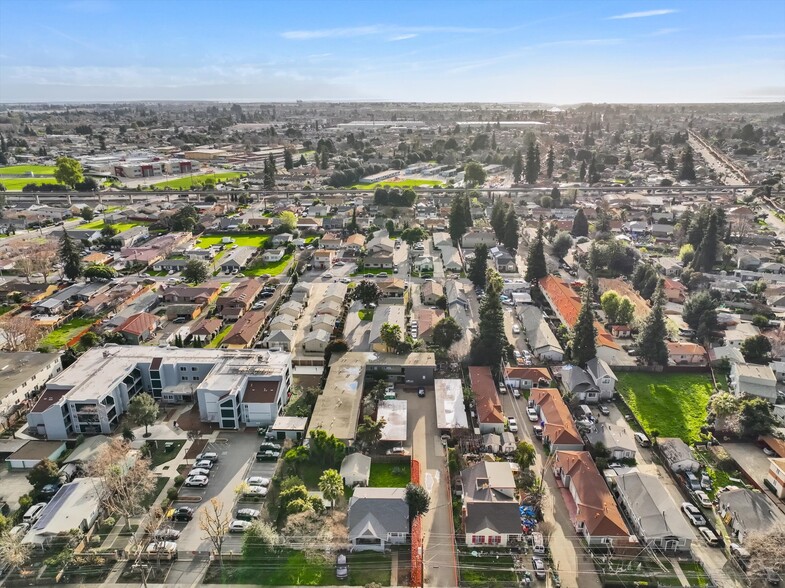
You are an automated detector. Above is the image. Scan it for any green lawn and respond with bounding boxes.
[679,561,711,587]
[616,372,714,444]
[40,317,96,348]
[458,548,517,587]
[0,177,62,191]
[206,324,232,349]
[214,549,390,586]
[369,462,410,488]
[194,234,269,249]
[349,179,444,190]
[0,305,15,316]
[80,220,145,232]
[147,440,185,468]
[358,309,374,321]
[242,254,292,277]
[0,165,56,175]
[146,172,246,190]
[140,477,169,510]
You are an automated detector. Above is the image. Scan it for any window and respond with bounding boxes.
[191,367,198,371]
[180,366,186,372]
[192,376,200,381]
[181,376,188,381]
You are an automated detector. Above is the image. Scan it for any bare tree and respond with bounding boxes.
[31,242,59,284]
[0,531,32,571]
[13,256,36,283]
[744,524,785,578]
[86,438,156,532]
[0,314,43,351]
[281,509,348,555]
[199,498,231,569]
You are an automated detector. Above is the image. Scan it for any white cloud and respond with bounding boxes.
[608,9,678,20]
[281,25,500,40]
[389,34,417,41]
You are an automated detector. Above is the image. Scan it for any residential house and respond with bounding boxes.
[216,279,263,320]
[503,367,551,391]
[277,301,303,320]
[585,424,636,460]
[113,226,149,247]
[412,255,434,272]
[470,366,505,435]
[708,345,746,366]
[658,438,700,473]
[561,365,600,403]
[261,248,285,263]
[22,478,103,547]
[162,285,221,305]
[378,279,407,305]
[302,329,331,354]
[440,245,463,271]
[586,358,617,398]
[152,258,189,273]
[663,278,688,303]
[667,342,707,366]
[269,314,296,332]
[518,306,564,362]
[717,487,784,544]
[415,308,444,343]
[271,233,294,247]
[221,310,267,349]
[458,461,516,502]
[615,472,693,552]
[656,257,683,277]
[321,233,343,250]
[730,362,778,402]
[314,299,343,318]
[296,217,323,233]
[189,317,223,344]
[311,314,337,335]
[344,233,366,253]
[459,461,521,546]
[421,281,444,305]
[340,453,372,487]
[347,488,408,552]
[290,283,311,305]
[489,246,517,273]
[432,232,452,249]
[461,229,496,248]
[248,217,275,231]
[552,451,631,546]
[765,458,785,499]
[370,305,406,353]
[529,388,583,451]
[219,246,257,274]
[0,352,62,430]
[445,281,469,311]
[261,329,296,352]
[313,249,335,269]
[115,312,158,345]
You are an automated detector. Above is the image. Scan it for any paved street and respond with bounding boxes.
[410,387,457,587]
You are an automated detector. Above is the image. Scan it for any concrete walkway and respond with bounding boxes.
[669,559,691,588]
[390,549,399,587]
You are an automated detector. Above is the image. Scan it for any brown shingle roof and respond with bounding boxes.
[469,366,504,425]
[117,312,157,336]
[223,310,266,347]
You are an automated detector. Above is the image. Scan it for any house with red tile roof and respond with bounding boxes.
[115,312,159,345]
[469,366,504,435]
[503,367,551,390]
[552,451,631,546]
[662,278,688,303]
[530,388,583,451]
[666,342,707,366]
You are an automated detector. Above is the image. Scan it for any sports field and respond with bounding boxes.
[146,172,246,190]
[349,178,444,189]
[0,165,57,175]
[0,178,62,191]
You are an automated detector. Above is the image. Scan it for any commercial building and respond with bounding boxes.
[26,346,292,439]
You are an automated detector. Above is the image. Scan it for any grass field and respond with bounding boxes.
[80,220,145,232]
[146,172,246,190]
[369,462,410,488]
[0,165,56,175]
[0,177,62,191]
[458,548,517,587]
[242,255,291,277]
[616,372,714,444]
[349,178,444,190]
[148,440,185,468]
[206,324,232,349]
[194,234,269,249]
[39,317,96,349]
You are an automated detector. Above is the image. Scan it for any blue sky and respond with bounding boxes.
[0,0,783,103]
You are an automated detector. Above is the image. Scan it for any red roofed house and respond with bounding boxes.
[552,451,631,546]
[667,342,707,366]
[222,310,267,349]
[663,278,688,303]
[469,366,504,435]
[116,312,159,345]
[503,367,551,391]
[530,388,583,451]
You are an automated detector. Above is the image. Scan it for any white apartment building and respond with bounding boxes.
[0,352,62,428]
[26,346,292,440]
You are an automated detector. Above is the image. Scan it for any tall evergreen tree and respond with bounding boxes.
[579,160,587,182]
[588,155,599,184]
[571,284,597,367]
[490,200,506,241]
[263,160,275,189]
[693,211,718,272]
[636,281,669,366]
[546,145,555,178]
[448,194,469,243]
[512,151,523,184]
[525,219,547,282]
[525,141,539,184]
[283,149,293,171]
[502,207,519,252]
[298,154,307,167]
[59,230,82,280]
[470,269,506,374]
[267,153,276,172]
[319,148,329,169]
[678,144,696,181]
[571,208,589,237]
[461,193,473,229]
[313,150,320,168]
[469,244,488,287]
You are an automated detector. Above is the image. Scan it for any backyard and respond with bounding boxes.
[616,372,714,444]
[208,549,391,586]
[457,548,517,587]
[39,316,97,349]
[242,254,292,277]
[80,219,146,232]
[206,324,233,349]
[146,440,185,468]
[194,234,269,249]
[146,172,246,190]
[369,462,410,488]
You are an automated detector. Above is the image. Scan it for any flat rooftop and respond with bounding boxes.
[434,379,469,430]
[377,400,407,442]
[0,352,60,401]
[307,353,367,442]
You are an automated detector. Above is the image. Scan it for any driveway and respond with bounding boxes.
[723,442,785,516]
[170,431,262,554]
[410,386,457,587]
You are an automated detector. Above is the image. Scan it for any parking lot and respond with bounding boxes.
[166,431,279,554]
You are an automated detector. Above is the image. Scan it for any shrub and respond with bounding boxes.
[103,516,116,528]
[174,475,184,486]
[167,487,179,501]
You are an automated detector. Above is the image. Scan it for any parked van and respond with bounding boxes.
[531,532,546,555]
[23,503,47,525]
[633,432,651,447]
[577,404,593,421]
[684,472,701,491]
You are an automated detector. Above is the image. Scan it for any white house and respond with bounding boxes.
[730,362,778,402]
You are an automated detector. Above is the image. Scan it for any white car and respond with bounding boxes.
[153,527,181,541]
[698,526,719,546]
[229,520,253,533]
[681,502,706,526]
[694,490,712,509]
[323,273,334,279]
[339,277,351,284]
[146,541,177,554]
[195,452,218,462]
[242,486,268,497]
[245,476,271,487]
[526,407,539,422]
[194,460,214,470]
[512,325,521,334]
[513,389,521,399]
[236,508,261,520]
[507,417,518,433]
[187,468,211,478]
[184,475,209,487]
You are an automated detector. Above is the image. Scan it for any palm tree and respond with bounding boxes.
[318,469,343,508]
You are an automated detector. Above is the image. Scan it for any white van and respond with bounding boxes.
[23,503,47,525]
[633,432,651,447]
[531,531,546,555]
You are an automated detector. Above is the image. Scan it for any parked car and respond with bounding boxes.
[229,520,252,533]
[195,452,218,462]
[323,273,334,279]
[684,472,701,491]
[8,523,29,540]
[242,486,268,497]
[146,541,178,559]
[259,442,282,452]
[507,417,518,433]
[513,389,521,399]
[386,447,409,456]
[531,557,547,579]
[170,506,194,521]
[526,407,539,422]
[340,277,351,284]
[598,405,610,416]
[336,553,349,580]
[193,460,214,470]
[187,468,211,478]
[40,483,62,497]
[256,450,280,461]
[533,425,543,440]
[700,473,712,491]
[633,432,651,447]
[184,475,209,487]
[236,508,261,521]
[681,502,706,526]
[23,503,47,525]
[698,526,719,547]
[417,388,426,397]
[246,476,271,487]
[512,324,521,334]
[693,490,711,509]
[153,527,181,541]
